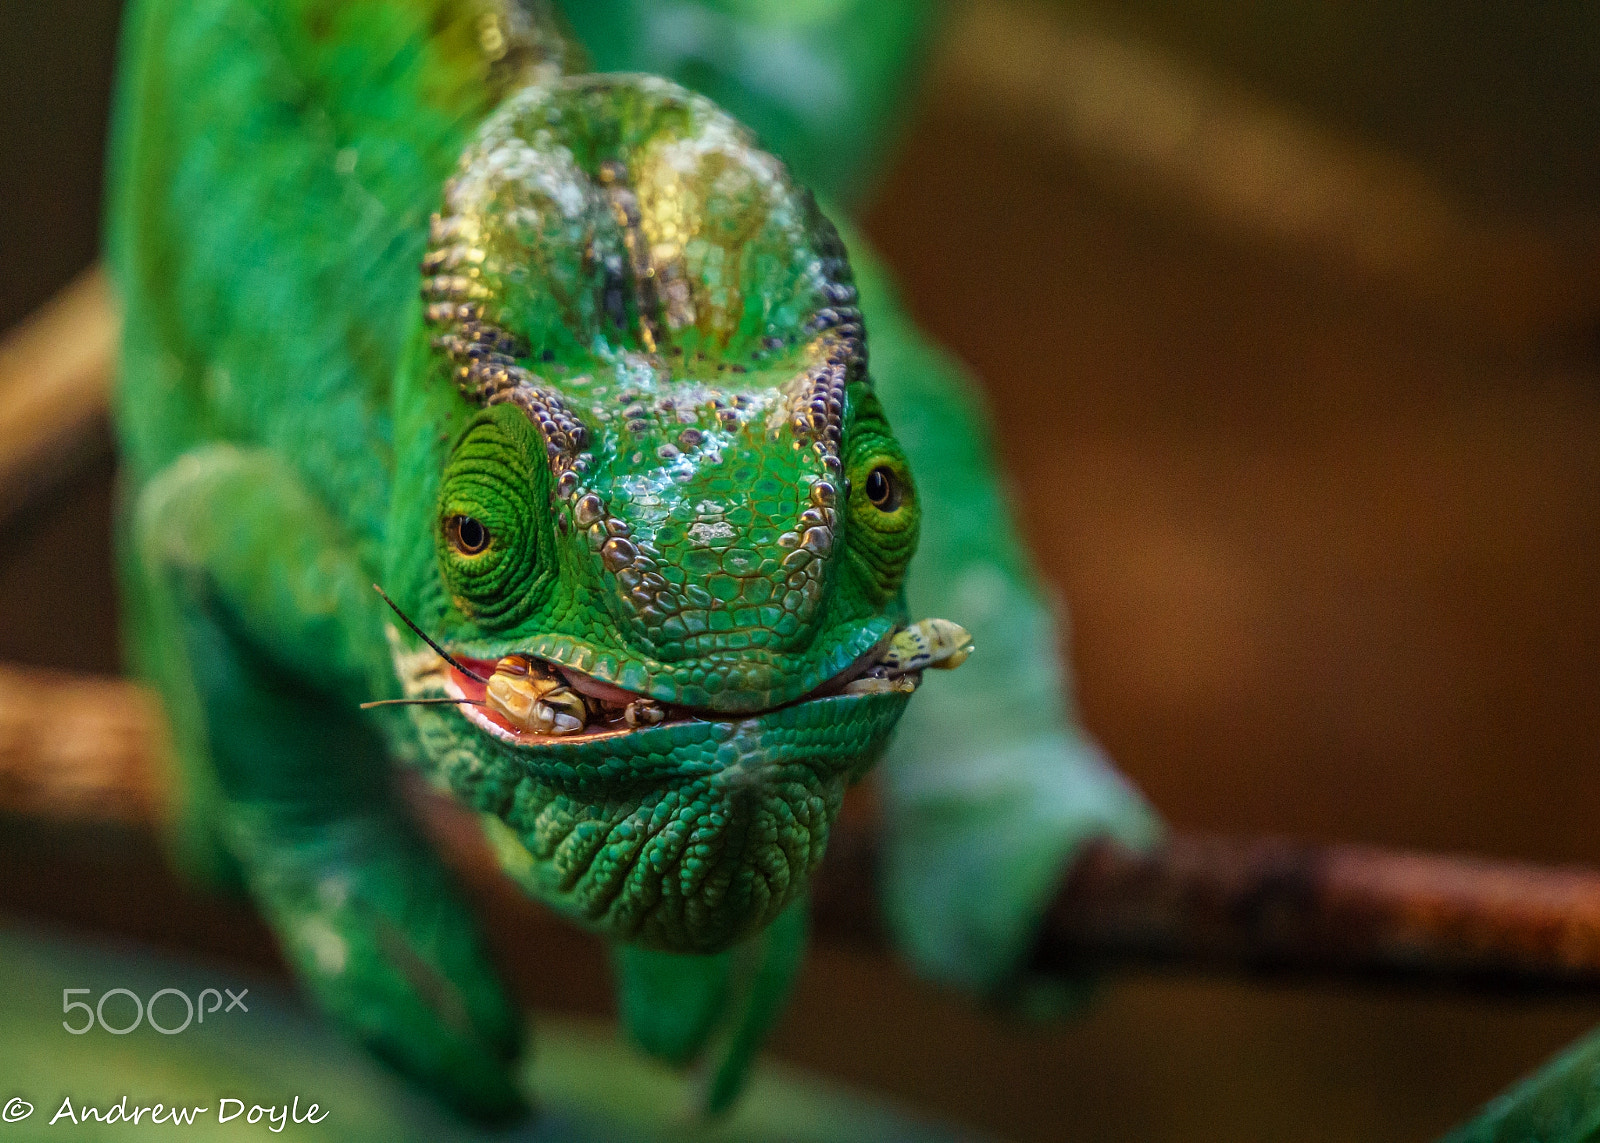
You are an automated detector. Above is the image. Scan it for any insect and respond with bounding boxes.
[882,617,976,674]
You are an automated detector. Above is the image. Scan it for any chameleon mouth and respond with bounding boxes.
[445,655,688,746]
[441,618,972,748]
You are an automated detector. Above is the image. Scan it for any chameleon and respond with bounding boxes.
[107,0,1160,1123]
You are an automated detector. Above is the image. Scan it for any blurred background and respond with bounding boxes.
[4,1,1600,1140]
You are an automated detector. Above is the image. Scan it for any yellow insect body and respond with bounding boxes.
[485,660,588,735]
[882,618,973,673]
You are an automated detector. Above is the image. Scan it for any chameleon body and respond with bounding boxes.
[109,0,1158,1121]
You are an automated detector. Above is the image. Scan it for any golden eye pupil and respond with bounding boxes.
[865,466,898,510]
[450,515,490,555]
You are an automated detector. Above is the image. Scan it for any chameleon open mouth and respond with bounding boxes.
[441,617,972,748]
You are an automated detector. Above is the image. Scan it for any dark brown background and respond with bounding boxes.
[4,3,1600,1140]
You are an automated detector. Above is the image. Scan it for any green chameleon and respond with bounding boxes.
[109,0,1152,1124]
[93,0,1600,1137]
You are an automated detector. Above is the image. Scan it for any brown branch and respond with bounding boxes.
[2,660,1600,992]
[0,663,161,822]
[0,268,117,521]
[1034,834,1600,989]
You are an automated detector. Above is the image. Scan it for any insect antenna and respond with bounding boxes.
[360,697,487,710]
[371,584,491,684]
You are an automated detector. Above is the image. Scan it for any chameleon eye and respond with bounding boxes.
[865,466,900,511]
[446,514,491,556]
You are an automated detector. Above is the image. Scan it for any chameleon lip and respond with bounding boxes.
[441,636,903,748]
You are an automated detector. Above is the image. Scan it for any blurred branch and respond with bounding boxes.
[934,0,1600,346]
[5,657,1600,992]
[0,663,159,823]
[0,268,116,521]
[1037,835,1600,989]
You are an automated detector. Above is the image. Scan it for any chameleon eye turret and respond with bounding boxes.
[865,466,901,510]
[446,514,491,556]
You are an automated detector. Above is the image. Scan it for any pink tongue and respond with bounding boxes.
[557,667,642,706]
[450,662,491,704]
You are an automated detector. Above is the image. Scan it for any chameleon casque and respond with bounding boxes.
[107,0,1159,1122]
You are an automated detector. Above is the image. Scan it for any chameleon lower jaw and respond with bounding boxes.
[398,620,966,950]
[410,669,915,952]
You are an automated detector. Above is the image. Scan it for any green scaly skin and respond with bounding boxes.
[109,0,1159,1123]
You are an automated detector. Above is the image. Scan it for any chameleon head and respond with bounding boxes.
[384,74,967,953]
